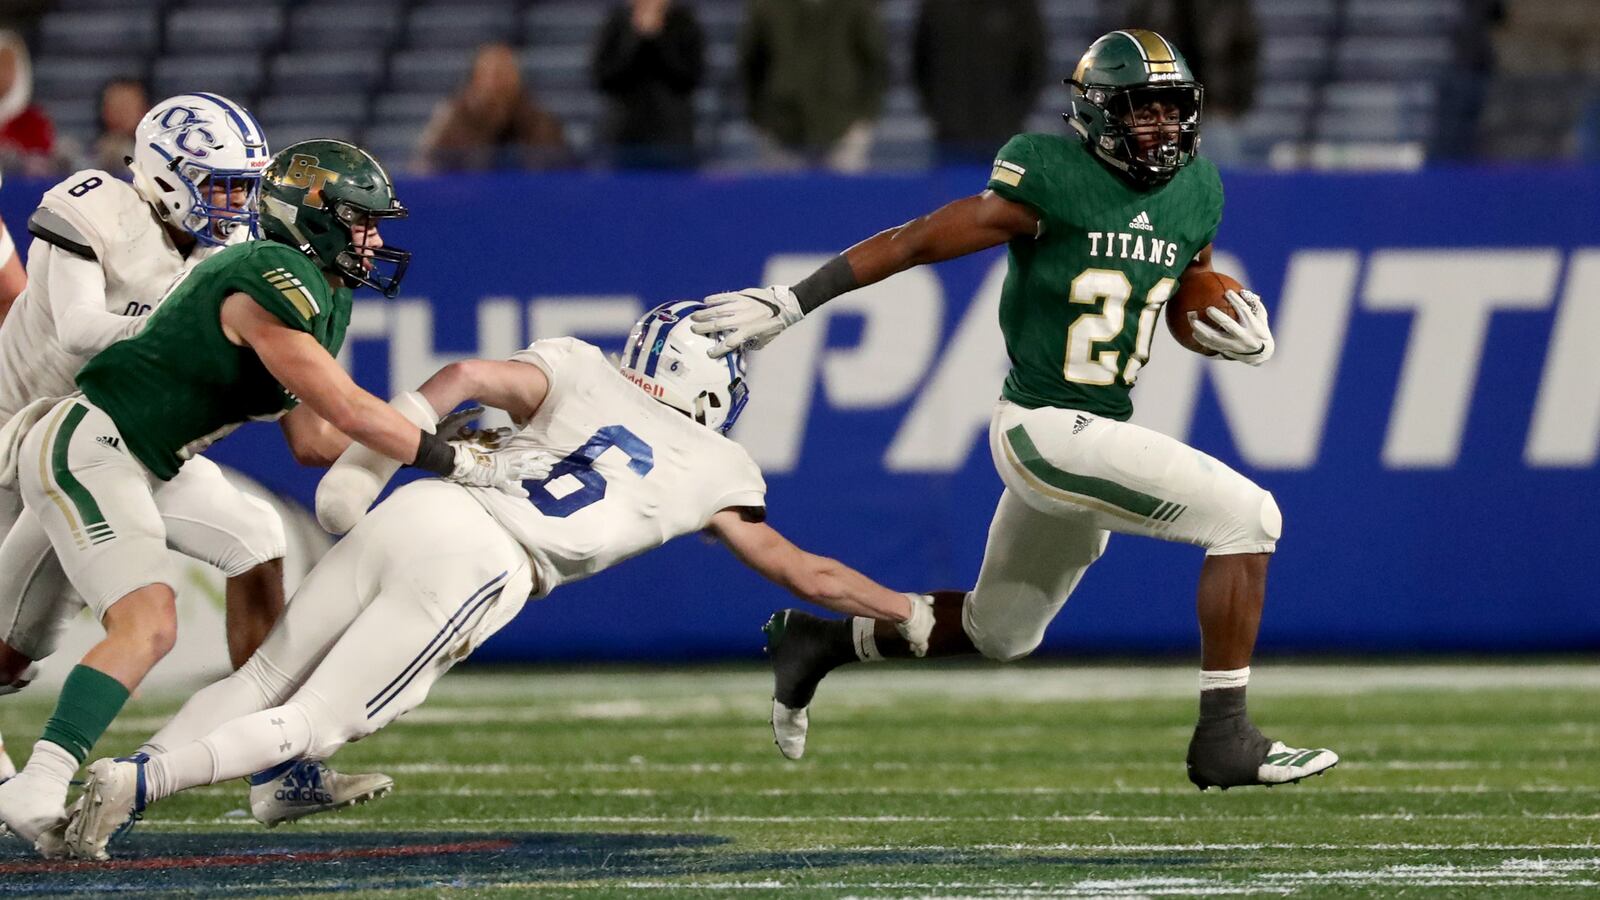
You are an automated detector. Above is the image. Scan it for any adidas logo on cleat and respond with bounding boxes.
[1128,211,1154,231]
[275,785,333,804]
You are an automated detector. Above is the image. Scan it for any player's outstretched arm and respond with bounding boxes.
[691,191,1039,357]
[415,358,550,424]
[709,509,914,623]
[278,404,352,467]
[315,358,554,534]
[222,294,548,492]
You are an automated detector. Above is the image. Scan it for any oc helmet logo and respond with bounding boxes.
[156,105,222,160]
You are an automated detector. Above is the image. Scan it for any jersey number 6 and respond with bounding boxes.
[525,425,654,518]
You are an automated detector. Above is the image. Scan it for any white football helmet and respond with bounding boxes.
[620,300,750,434]
[129,93,269,246]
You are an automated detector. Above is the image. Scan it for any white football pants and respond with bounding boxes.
[142,479,533,775]
[0,398,285,658]
[963,400,1281,662]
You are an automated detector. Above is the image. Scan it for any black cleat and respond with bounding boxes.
[763,610,855,760]
[1187,712,1340,790]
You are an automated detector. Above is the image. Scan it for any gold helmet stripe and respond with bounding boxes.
[1111,29,1179,76]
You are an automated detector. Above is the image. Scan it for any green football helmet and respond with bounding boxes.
[1065,29,1205,186]
[259,139,411,297]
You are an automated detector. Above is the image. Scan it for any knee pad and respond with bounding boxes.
[292,690,373,761]
[215,495,288,578]
[236,652,297,709]
[961,594,1044,663]
[1207,487,1282,556]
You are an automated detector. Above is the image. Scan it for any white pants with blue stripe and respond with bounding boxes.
[144,479,533,768]
[963,400,1282,662]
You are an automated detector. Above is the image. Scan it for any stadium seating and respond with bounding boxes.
[19,0,1479,171]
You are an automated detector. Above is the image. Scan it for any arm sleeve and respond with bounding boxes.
[42,243,143,356]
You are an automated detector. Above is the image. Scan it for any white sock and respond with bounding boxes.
[1199,667,1251,691]
[143,657,288,755]
[145,703,313,803]
[850,617,883,662]
[15,740,78,805]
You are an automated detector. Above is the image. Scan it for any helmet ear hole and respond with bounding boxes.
[154,176,174,193]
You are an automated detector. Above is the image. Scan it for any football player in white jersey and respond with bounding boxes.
[61,302,929,860]
[0,96,286,790]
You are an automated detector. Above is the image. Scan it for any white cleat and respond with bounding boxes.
[64,756,145,861]
[0,771,71,858]
[249,760,393,827]
[1257,741,1340,785]
[771,699,808,760]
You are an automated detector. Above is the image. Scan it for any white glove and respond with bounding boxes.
[1188,289,1275,366]
[688,286,804,358]
[895,593,935,658]
[446,443,555,497]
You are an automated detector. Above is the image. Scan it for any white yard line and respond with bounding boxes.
[87,663,1600,707]
[130,813,1600,825]
[181,783,1600,798]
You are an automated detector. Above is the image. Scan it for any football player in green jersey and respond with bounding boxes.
[0,140,551,855]
[693,29,1338,790]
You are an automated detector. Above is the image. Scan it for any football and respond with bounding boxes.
[1165,271,1244,355]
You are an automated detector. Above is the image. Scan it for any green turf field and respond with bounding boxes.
[2,662,1598,896]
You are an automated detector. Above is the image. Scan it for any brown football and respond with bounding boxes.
[1166,271,1244,356]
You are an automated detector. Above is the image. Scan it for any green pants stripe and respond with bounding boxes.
[52,403,115,545]
[1005,424,1178,521]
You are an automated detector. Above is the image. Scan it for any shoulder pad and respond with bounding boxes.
[28,207,97,261]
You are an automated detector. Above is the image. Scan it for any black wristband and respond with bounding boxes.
[411,431,456,477]
[792,255,859,314]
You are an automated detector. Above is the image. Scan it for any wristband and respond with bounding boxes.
[412,431,456,476]
[792,255,858,314]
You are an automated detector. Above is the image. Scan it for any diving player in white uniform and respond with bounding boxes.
[62,301,931,860]
[0,96,285,782]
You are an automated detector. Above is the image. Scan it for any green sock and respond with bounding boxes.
[40,665,130,763]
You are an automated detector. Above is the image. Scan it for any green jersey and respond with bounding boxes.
[77,241,352,480]
[987,133,1223,420]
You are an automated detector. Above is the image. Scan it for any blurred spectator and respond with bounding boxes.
[1120,1,1258,167]
[1432,0,1505,162]
[913,0,1047,165]
[416,43,573,173]
[593,0,705,168]
[92,79,149,174]
[738,0,888,172]
[0,30,63,177]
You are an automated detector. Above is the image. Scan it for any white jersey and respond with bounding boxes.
[465,338,767,596]
[0,171,225,420]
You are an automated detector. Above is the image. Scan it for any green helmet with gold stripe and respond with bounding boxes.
[1066,29,1204,186]
[259,139,412,297]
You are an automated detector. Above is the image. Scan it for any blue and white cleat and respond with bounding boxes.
[249,760,393,827]
[64,755,147,861]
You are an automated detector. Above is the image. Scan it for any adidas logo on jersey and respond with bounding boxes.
[1129,211,1154,231]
